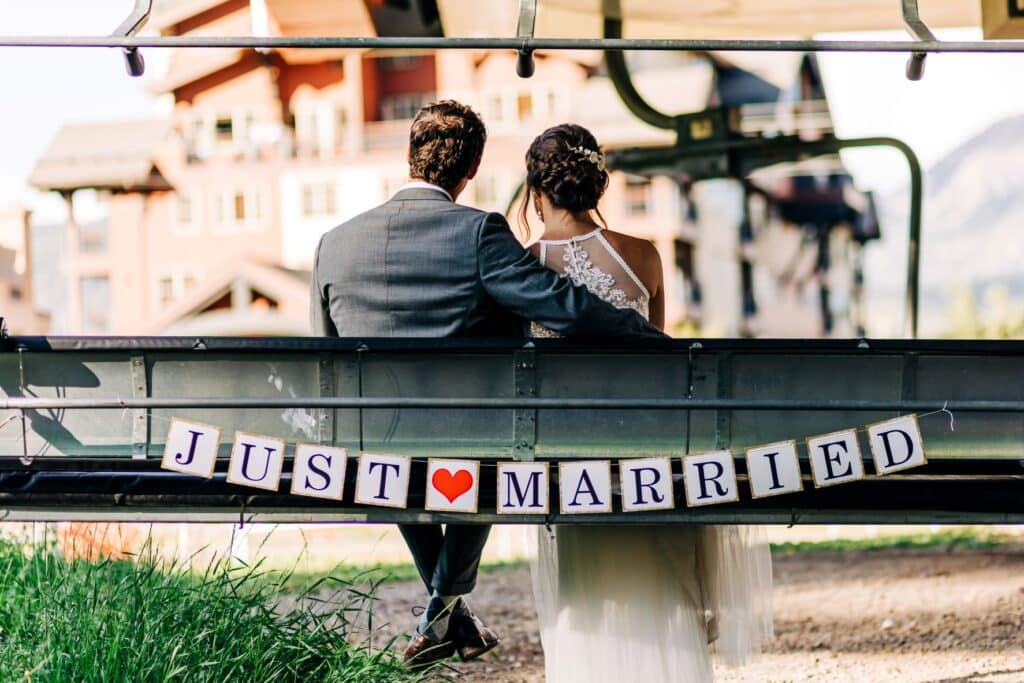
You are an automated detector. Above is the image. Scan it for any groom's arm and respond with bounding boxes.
[477,213,667,340]
[309,235,339,337]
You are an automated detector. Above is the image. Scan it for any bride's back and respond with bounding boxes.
[521,122,664,331]
[535,227,653,320]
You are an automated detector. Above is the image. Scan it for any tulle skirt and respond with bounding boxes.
[530,524,773,683]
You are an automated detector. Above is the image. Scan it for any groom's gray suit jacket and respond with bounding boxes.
[310,187,664,340]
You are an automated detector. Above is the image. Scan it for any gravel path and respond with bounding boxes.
[361,545,1024,682]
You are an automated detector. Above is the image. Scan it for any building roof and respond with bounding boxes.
[153,8,254,93]
[29,120,172,193]
[151,0,236,33]
[440,0,978,39]
[155,47,251,93]
[148,261,310,336]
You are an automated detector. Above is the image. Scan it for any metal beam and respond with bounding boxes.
[1,464,1022,524]
[1,397,1023,411]
[1,36,1024,52]
[3,337,1024,523]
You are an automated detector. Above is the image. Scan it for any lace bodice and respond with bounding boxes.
[531,229,650,338]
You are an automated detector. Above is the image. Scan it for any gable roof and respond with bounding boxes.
[148,261,310,336]
[29,120,172,193]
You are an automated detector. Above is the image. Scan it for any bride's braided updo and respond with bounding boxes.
[519,123,609,236]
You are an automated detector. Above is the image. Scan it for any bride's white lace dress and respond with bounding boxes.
[530,229,773,683]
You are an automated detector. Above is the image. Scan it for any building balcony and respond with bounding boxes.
[362,119,411,153]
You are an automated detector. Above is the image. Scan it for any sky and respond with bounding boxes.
[0,1,159,212]
[817,28,1024,194]
[2,5,1023,335]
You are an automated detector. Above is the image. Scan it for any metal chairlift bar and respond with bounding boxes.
[2,397,1023,411]
[3,36,1024,52]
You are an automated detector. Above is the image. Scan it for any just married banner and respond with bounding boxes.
[159,414,927,513]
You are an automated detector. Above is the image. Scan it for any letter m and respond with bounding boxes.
[503,470,542,509]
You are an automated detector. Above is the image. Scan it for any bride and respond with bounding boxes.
[520,123,774,682]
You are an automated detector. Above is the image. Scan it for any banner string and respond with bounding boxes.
[918,400,956,432]
[0,401,960,466]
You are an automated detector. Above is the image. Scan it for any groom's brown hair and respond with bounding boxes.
[408,100,487,194]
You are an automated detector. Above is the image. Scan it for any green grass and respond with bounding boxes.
[769,529,1016,555]
[0,537,419,683]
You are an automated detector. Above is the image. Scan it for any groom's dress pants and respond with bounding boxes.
[400,523,492,595]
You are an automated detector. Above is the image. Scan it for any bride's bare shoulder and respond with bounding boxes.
[600,229,663,291]
[601,230,661,264]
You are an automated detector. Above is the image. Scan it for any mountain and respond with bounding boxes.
[867,114,1024,336]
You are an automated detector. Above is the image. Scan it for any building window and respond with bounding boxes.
[517,92,533,121]
[158,276,175,307]
[79,276,111,333]
[626,176,652,217]
[173,193,201,235]
[156,271,197,308]
[301,182,338,218]
[488,94,505,124]
[233,193,246,221]
[334,106,348,149]
[380,93,433,121]
[189,117,206,144]
[474,174,498,208]
[72,189,110,253]
[293,105,320,158]
[216,190,264,229]
[78,221,108,254]
[186,116,209,162]
[177,195,193,224]
[215,117,234,141]
[235,112,254,144]
[546,89,558,117]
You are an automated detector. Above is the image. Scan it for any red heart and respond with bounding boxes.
[431,468,474,503]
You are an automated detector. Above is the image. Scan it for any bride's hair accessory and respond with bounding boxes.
[570,145,606,172]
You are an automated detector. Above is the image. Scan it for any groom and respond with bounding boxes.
[311,100,665,667]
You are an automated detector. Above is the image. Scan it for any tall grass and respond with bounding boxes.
[0,535,417,683]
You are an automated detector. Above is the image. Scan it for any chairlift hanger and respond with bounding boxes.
[109,0,152,77]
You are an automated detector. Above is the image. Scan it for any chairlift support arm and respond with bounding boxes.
[110,0,153,77]
[902,0,938,80]
[516,0,538,77]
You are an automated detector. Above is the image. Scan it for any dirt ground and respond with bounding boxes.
[366,545,1024,682]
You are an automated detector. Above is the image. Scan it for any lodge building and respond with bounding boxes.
[28,0,880,339]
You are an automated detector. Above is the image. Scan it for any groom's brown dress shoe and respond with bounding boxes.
[403,633,457,669]
[448,611,500,661]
